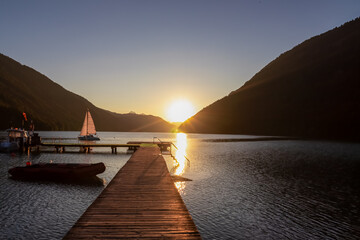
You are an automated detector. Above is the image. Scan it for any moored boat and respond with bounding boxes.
[78,109,100,141]
[0,128,28,152]
[8,162,106,180]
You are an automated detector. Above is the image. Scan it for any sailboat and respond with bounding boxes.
[78,110,100,141]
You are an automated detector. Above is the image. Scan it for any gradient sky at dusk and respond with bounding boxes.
[1,0,359,121]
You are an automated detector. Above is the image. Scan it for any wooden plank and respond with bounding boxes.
[64,147,201,239]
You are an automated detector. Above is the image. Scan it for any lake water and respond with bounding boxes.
[0,131,359,239]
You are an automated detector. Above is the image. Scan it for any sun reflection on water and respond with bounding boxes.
[175,181,186,194]
[173,133,188,193]
[174,133,187,176]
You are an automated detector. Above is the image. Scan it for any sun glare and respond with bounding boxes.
[166,99,195,122]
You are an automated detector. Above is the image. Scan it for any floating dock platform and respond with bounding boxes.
[64,146,201,239]
[41,141,172,154]
[41,142,141,153]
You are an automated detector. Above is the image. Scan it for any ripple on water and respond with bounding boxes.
[0,150,130,239]
[179,140,360,239]
[1,133,360,239]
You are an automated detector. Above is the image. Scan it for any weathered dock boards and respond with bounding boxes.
[64,146,201,239]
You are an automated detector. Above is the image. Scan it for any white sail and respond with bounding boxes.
[80,110,97,136]
[80,112,88,136]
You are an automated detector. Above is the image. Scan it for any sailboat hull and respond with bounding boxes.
[78,135,100,141]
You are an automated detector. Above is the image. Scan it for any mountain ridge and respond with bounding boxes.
[0,53,174,132]
[180,17,360,140]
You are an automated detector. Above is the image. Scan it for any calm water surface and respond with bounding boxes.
[1,131,359,239]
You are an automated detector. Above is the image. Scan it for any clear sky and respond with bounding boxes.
[1,0,359,121]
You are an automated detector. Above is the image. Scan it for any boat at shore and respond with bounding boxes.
[8,162,106,181]
[0,128,42,153]
[0,128,28,152]
[78,110,100,141]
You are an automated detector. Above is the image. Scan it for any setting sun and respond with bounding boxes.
[166,99,195,122]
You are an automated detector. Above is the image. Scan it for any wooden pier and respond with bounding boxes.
[41,141,172,154]
[128,141,172,152]
[41,142,141,153]
[64,146,201,239]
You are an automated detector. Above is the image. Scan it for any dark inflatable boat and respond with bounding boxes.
[8,162,106,181]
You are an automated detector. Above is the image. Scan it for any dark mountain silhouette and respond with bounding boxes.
[180,18,360,140]
[0,53,174,132]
